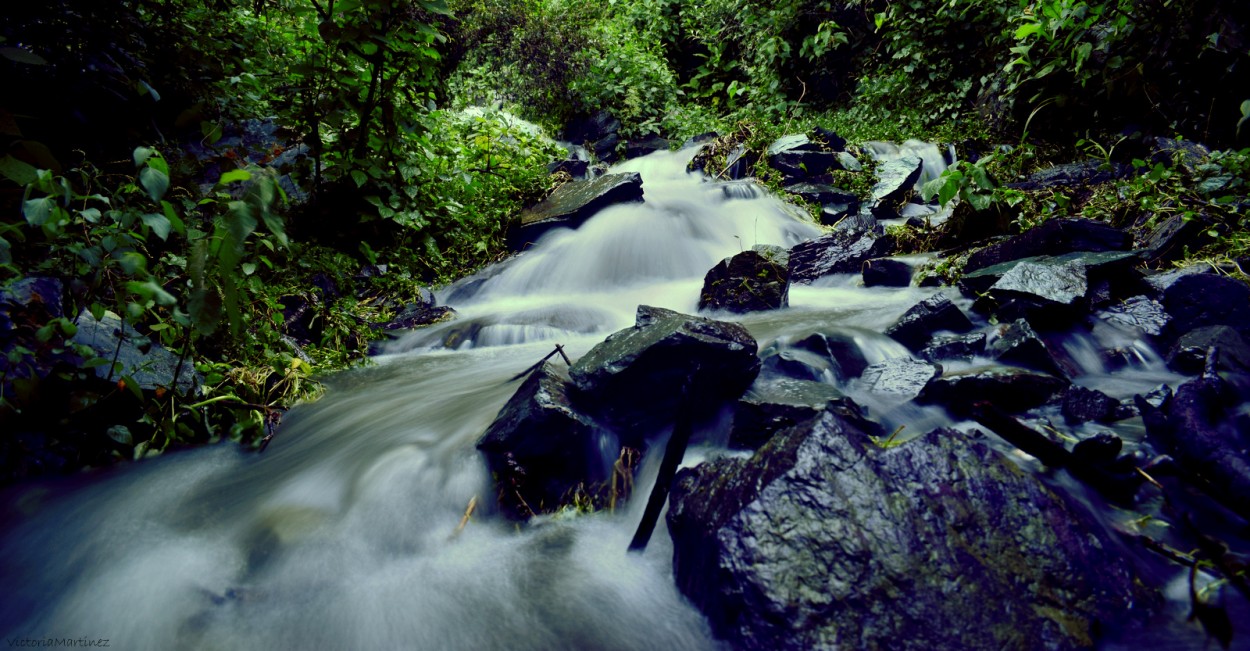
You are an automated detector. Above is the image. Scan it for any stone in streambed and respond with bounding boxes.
[476,363,609,518]
[569,306,760,437]
[699,245,790,314]
[884,293,974,351]
[788,228,895,284]
[918,366,1069,416]
[667,413,1146,651]
[964,218,1131,274]
[729,377,873,450]
[508,172,643,249]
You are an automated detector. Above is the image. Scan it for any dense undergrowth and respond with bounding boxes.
[1,0,1248,481]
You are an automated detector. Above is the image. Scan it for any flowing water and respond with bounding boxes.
[0,147,1235,649]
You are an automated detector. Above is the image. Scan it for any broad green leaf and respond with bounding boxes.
[1014,22,1041,40]
[139,166,169,202]
[141,213,172,240]
[22,197,52,226]
[161,201,185,236]
[219,169,252,185]
[133,146,154,168]
[0,154,38,185]
[80,207,102,223]
[0,46,48,65]
[106,425,133,445]
[966,192,994,212]
[127,279,177,306]
[351,169,368,187]
[200,121,224,144]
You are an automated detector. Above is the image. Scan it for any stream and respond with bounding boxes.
[0,146,1236,649]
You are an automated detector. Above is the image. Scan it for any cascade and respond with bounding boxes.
[0,146,1220,650]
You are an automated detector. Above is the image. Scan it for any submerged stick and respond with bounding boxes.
[628,370,700,553]
[450,495,479,540]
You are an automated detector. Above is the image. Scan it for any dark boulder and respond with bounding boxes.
[759,348,836,383]
[1139,370,1250,521]
[1003,160,1130,191]
[812,126,847,151]
[919,366,1069,415]
[783,182,856,207]
[569,306,760,436]
[729,377,871,450]
[884,293,974,351]
[667,413,1145,651]
[861,257,912,287]
[476,363,610,518]
[1096,295,1170,337]
[1136,212,1217,266]
[547,155,590,179]
[624,135,672,160]
[829,206,878,232]
[378,304,456,331]
[988,319,1075,378]
[857,357,941,400]
[1167,325,1250,375]
[1062,386,1126,424]
[564,111,621,161]
[699,245,790,314]
[788,229,895,284]
[1161,273,1250,342]
[766,135,840,180]
[869,156,922,206]
[964,218,1131,274]
[959,251,1140,297]
[1072,432,1124,466]
[919,332,986,363]
[508,172,644,249]
[793,331,870,381]
[819,199,861,226]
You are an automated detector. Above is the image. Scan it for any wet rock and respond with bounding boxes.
[667,413,1144,651]
[988,257,1088,306]
[858,357,941,399]
[0,277,64,322]
[793,332,870,381]
[964,218,1131,274]
[378,304,457,331]
[1062,386,1124,424]
[812,127,847,151]
[729,377,871,450]
[766,134,815,156]
[547,155,589,179]
[1096,296,1170,337]
[835,152,861,171]
[759,349,834,383]
[919,331,986,363]
[829,207,878,232]
[1139,371,1250,521]
[819,199,860,226]
[71,310,201,394]
[770,151,840,180]
[783,182,856,207]
[569,306,760,436]
[788,229,895,284]
[1072,432,1124,466]
[1003,160,1130,191]
[476,363,609,517]
[1137,212,1216,266]
[1161,273,1250,342]
[989,319,1074,378]
[869,155,922,206]
[959,251,1140,297]
[1167,325,1250,375]
[699,246,791,314]
[861,257,912,287]
[919,366,1069,415]
[624,135,672,160]
[884,293,974,351]
[722,145,754,180]
[565,111,621,161]
[509,172,644,249]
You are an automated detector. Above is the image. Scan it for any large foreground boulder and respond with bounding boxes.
[667,413,1146,651]
[507,172,643,249]
[569,306,760,437]
[964,218,1131,273]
